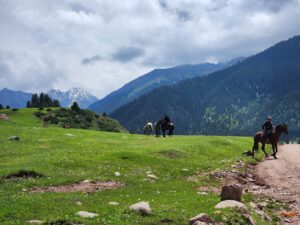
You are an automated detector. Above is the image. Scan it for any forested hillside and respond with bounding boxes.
[88,62,238,114]
[111,36,300,137]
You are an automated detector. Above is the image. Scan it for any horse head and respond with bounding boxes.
[275,123,288,135]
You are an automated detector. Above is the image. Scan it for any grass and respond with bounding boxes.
[0,108,271,225]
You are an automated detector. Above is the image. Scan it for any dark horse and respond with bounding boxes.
[155,119,175,137]
[251,123,288,159]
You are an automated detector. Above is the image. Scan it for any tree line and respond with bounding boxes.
[26,93,61,108]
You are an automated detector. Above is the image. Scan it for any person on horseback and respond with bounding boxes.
[164,114,171,125]
[262,115,273,141]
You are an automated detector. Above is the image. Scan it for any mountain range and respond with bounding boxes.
[88,58,246,114]
[47,87,98,108]
[110,36,300,137]
[0,87,98,109]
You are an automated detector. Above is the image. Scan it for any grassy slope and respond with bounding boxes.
[0,109,269,225]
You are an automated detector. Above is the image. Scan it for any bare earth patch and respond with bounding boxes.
[5,170,45,179]
[31,180,125,193]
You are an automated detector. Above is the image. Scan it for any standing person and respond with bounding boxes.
[262,115,273,140]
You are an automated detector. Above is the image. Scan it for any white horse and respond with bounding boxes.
[143,122,153,135]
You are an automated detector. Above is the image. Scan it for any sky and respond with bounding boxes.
[1,0,300,98]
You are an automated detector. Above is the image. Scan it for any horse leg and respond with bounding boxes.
[261,143,268,158]
[251,140,258,157]
[162,129,166,137]
[272,143,278,159]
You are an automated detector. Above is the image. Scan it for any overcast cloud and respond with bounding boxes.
[1,0,300,98]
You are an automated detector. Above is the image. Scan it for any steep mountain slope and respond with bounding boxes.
[111,36,300,137]
[0,88,32,108]
[88,62,235,113]
[48,87,98,108]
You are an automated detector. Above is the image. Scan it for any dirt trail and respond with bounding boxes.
[255,144,300,223]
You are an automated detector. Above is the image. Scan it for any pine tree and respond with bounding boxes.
[6,105,10,109]
[26,101,31,108]
[71,102,80,111]
[0,104,3,109]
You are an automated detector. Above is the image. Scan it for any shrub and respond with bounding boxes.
[34,111,46,118]
[39,107,44,110]
[12,108,18,111]
[46,108,52,112]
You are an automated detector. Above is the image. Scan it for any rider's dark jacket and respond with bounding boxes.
[262,120,273,136]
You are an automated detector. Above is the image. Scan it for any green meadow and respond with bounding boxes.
[0,108,271,225]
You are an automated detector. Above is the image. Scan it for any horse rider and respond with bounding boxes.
[262,115,273,141]
[164,114,171,125]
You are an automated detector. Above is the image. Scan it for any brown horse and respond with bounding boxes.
[155,119,175,137]
[251,124,288,159]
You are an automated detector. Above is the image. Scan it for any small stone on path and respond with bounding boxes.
[114,172,121,176]
[75,211,98,218]
[9,136,20,141]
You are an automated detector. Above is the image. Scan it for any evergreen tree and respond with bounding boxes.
[0,104,3,109]
[6,105,10,109]
[26,101,31,108]
[71,102,80,111]
[102,112,107,117]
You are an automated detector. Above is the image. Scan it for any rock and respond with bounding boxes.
[242,214,256,225]
[197,191,208,196]
[129,201,151,215]
[147,174,158,179]
[215,200,247,209]
[220,184,243,202]
[188,213,213,225]
[109,201,119,206]
[257,202,267,210]
[75,211,98,218]
[114,172,121,176]
[9,136,20,141]
[75,201,82,206]
[26,220,43,224]
[181,168,189,171]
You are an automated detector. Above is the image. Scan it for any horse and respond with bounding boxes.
[143,122,153,135]
[155,119,175,137]
[251,123,288,159]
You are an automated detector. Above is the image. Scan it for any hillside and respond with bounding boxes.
[88,62,237,114]
[111,36,300,137]
[33,107,127,133]
[0,88,32,108]
[1,108,275,225]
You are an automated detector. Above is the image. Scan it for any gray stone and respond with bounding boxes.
[221,184,243,202]
[215,200,247,209]
[26,220,43,224]
[188,213,213,225]
[9,136,20,141]
[75,211,98,218]
[109,201,119,206]
[129,201,151,215]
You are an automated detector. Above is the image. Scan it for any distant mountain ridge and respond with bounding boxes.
[0,88,32,108]
[88,58,246,114]
[110,36,300,137]
[0,87,98,109]
[47,87,98,108]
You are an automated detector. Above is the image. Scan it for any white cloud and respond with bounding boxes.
[0,0,300,98]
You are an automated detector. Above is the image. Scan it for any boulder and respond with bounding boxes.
[129,201,151,215]
[215,200,247,209]
[109,201,120,206]
[75,211,98,218]
[188,213,213,225]
[220,184,242,202]
[192,222,208,225]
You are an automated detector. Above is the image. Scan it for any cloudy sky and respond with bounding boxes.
[1,0,300,98]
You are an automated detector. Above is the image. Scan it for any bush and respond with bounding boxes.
[46,108,52,112]
[12,108,18,111]
[39,107,44,110]
[48,116,59,124]
[34,111,46,118]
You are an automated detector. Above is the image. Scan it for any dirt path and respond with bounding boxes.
[255,144,300,224]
